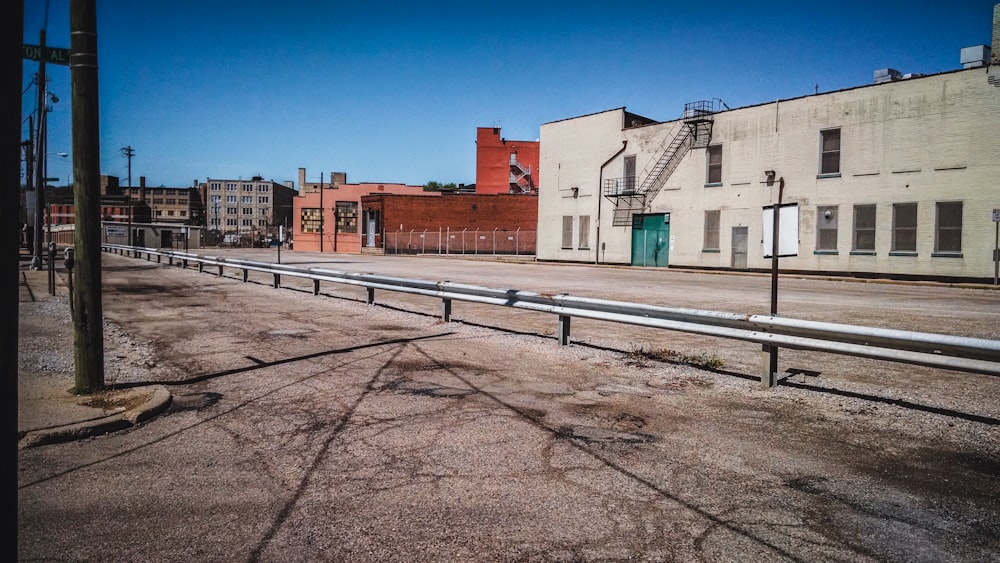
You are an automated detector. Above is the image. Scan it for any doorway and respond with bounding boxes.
[630,214,670,267]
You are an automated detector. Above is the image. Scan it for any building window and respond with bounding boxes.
[226,207,237,214]
[242,219,252,226]
[210,195,221,203]
[167,210,175,217]
[259,184,270,192]
[242,196,253,204]
[578,215,590,249]
[210,183,221,191]
[816,206,838,251]
[852,204,876,252]
[935,201,962,253]
[301,208,322,233]
[242,207,253,215]
[703,210,720,251]
[335,201,358,233]
[891,203,917,252]
[258,196,270,204]
[561,216,573,249]
[226,183,236,191]
[706,145,722,185]
[243,184,253,192]
[226,218,236,226]
[819,128,841,175]
[226,195,236,203]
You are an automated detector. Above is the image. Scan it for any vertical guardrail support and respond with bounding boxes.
[157,254,161,264]
[367,287,375,305]
[313,279,320,296]
[273,273,280,288]
[442,298,452,322]
[198,262,204,273]
[218,265,223,277]
[242,269,249,283]
[558,314,571,346]
[168,255,173,265]
[182,259,188,269]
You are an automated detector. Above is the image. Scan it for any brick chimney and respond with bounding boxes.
[139,176,146,203]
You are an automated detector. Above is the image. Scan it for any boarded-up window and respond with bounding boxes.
[578,215,590,249]
[892,203,917,252]
[703,210,720,250]
[561,216,573,249]
[935,201,962,253]
[820,128,841,175]
[706,145,722,184]
[335,201,357,233]
[301,208,322,233]
[852,204,876,251]
[816,206,838,251]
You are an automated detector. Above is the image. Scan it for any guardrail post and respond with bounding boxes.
[168,255,173,265]
[313,279,320,295]
[366,287,375,305]
[198,262,204,273]
[218,265,223,277]
[242,269,248,283]
[442,298,452,322]
[558,315,571,346]
[157,254,161,263]
[761,346,777,389]
[182,259,188,269]
[273,273,280,288]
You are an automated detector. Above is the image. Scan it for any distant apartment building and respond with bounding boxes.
[121,176,205,226]
[475,126,539,195]
[201,176,296,243]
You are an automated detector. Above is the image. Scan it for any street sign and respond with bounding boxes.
[23,44,70,65]
[992,208,1000,222]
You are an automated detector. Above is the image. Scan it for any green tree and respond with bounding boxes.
[424,181,458,192]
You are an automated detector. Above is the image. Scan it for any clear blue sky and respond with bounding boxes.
[23,0,998,190]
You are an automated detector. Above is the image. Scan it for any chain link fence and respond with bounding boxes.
[383,228,535,256]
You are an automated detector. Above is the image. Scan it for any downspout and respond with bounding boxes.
[596,141,628,265]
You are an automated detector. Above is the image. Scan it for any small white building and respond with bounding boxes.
[538,52,999,282]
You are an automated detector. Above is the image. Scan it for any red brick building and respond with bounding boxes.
[361,193,538,255]
[475,127,539,195]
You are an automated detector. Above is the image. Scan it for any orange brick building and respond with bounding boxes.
[475,127,539,195]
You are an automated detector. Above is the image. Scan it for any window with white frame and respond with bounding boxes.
[892,203,917,252]
[819,128,841,175]
[226,207,236,214]
[816,206,838,251]
[226,183,237,191]
[706,144,722,184]
[935,201,962,253]
[227,195,236,203]
[852,204,876,252]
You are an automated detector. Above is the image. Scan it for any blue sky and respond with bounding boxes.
[23,0,998,190]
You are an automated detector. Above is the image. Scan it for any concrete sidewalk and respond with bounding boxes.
[17,262,171,449]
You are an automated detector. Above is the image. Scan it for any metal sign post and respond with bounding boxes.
[992,208,999,286]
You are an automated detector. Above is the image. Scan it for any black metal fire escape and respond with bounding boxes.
[604,100,717,226]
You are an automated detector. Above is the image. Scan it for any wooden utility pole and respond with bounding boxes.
[70,0,105,393]
[30,29,48,270]
[5,2,24,556]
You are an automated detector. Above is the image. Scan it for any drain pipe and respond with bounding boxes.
[596,141,628,265]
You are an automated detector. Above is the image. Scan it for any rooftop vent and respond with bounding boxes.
[960,45,991,68]
[873,68,902,84]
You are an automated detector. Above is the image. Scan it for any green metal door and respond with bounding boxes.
[630,214,670,267]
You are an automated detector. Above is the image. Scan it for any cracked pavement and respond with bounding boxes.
[17,251,1000,561]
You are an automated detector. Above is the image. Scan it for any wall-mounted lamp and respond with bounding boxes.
[764,170,776,186]
[571,187,579,198]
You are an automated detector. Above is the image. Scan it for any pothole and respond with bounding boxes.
[169,392,223,412]
[556,425,656,444]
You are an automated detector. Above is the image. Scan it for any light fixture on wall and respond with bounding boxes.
[764,170,776,186]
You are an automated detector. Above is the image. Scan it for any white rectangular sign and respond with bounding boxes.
[762,203,799,258]
[106,225,127,237]
[992,208,1000,222]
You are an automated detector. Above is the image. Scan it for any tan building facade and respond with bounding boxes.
[538,64,1000,282]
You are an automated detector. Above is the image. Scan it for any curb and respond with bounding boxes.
[18,386,173,449]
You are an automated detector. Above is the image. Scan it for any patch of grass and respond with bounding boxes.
[626,346,725,370]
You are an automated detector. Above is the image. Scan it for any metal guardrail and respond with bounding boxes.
[102,244,1000,383]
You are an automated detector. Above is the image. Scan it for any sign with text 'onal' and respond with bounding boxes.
[23,44,70,65]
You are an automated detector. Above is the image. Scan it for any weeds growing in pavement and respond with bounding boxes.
[626,346,725,369]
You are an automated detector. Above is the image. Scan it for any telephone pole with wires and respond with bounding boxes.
[121,145,134,245]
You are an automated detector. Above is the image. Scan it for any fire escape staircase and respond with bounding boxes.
[509,154,534,194]
[605,100,717,226]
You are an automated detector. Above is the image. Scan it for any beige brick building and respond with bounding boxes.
[538,51,999,282]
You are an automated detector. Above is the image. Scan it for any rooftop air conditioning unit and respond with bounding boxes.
[960,45,991,68]
[873,68,902,83]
